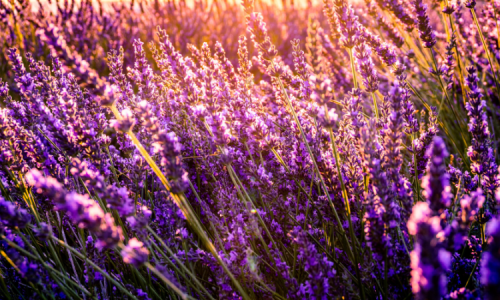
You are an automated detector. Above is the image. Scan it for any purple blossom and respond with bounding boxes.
[481,217,500,299]
[0,197,30,231]
[409,202,451,300]
[246,12,278,60]
[413,0,437,48]
[465,66,499,198]
[354,43,379,93]
[2,2,500,298]
[121,238,149,267]
[374,0,416,31]
[410,107,438,179]
[113,108,135,133]
[421,136,452,217]
[26,169,123,250]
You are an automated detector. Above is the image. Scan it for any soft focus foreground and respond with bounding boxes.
[1,0,500,299]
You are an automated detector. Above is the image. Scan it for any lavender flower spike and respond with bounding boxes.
[421,136,451,217]
[482,217,500,299]
[121,238,149,268]
[409,202,451,300]
[354,42,379,93]
[0,196,30,231]
[26,169,123,250]
[465,66,499,198]
[331,0,362,48]
[413,0,436,48]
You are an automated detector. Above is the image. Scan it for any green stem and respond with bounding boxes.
[109,105,250,300]
[412,133,420,203]
[327,120,365,300]
[271,54,365,297]
[384,250,388,300]
[430,49,465,128]
[48,234,139,300]
[348,48,358,89]
[105,145,122,188]
[471,8,500,101]
[145,262,192,300]
[464,258,480,289]
[2,234,95,299]
[371,92,379,121]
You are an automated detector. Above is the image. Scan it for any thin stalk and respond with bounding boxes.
[445,13,467,106]
[45,212,67,275]
[148,239,214,299]
[412,133,420,202]
[471,8,500,101]
[384,251,388,300]
[371,92,379,120]
[19,235,95,299]
[397,226,411,258]
[348,48,359,89]
[268,62,355,254]
[430,49,467,141]
[145,262,192,300]
[105,145,122,188]
[406,81,468,165]
[269,55,366,297]
[0,250,48,300]
[464,258,480,289]
[109,105,250,300]
[56,212,86,300]
[47,234,139,300]
[227,163,281,255]
[0,249,21,274]
[326,118,364,299]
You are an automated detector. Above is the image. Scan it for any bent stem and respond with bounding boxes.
[145,262,192,300]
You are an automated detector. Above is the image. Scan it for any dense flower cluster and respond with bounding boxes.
[0,0,499,299]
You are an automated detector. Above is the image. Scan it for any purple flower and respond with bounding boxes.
[413,0,436,48]
[421,136,451,217]
[112,108,135,133]
[26,169,123,249]
[323,0,341,41]
[317,107,338,129]
[409,202,451,300]
[288,226,336,298]
[366,2,405,47]
[121,238,149,268]
[465,66,499,198]
[360,28,397,66]
[451,189,485,249]
[136,100,188,193]
[25,169,66,207]
[331,0,362,48]
[354,43,379,93]
[481,217,500,299]
[0,197,30,231]
[464,0,476,9]
[246,12,278,60]
[410,107,438,179]
[374,0,416,31]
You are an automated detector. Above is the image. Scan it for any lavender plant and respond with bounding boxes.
[0,0,500,299]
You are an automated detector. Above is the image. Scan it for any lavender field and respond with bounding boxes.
[0,0,499,298]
